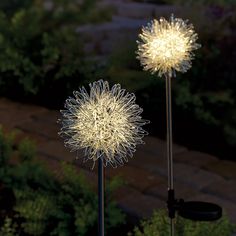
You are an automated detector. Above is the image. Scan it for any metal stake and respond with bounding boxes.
[165,74,174,236]
[98,157,105,236]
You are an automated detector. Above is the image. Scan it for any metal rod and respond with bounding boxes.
[166,74,174,190]
[170,218,174,236]
[165,74,174,236]
[98,157,105,236]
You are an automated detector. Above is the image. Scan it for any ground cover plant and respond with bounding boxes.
[0,127,125,236]
[128,210,236,236]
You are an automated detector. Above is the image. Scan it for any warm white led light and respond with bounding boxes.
[137,14,201,77]
[59,80,149,167]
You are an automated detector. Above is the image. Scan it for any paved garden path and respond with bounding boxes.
[0,98,236,224]
[78,0,181,55]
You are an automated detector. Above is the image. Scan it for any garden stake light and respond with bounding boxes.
[59,80,149,236]
[137,14,222,236]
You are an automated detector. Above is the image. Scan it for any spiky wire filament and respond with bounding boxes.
[137,14,201,77]
[59,80,149,168]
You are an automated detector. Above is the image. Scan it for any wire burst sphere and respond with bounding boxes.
[59,80,149,168]
[137,14,201,77]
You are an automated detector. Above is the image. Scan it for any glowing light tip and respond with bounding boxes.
[137,14,201,77]
[59,80,149,168]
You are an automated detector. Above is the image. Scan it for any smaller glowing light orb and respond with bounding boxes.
[137,14,201,77]
[59,80,149,168]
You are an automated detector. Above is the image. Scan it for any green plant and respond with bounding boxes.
[18,138,36,162]
[0,126,15,184]
[0,126,14,165]
[128,210,236,236]
[50,163,125,236]
[12,163,125,236]
[0,0,112,105]
[0,218,19,236]
[14,189,56,235]
[0,129,125,236]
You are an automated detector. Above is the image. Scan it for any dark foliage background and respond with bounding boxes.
[0,0,235,158]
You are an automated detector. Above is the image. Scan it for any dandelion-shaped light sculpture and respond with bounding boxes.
[137,14,201,78]
[59,80,149,236]
[137,15,221,236]
[59,80,148,167]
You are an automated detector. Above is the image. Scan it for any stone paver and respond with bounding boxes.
[116,186,165,219]
[139,136,187,157]
[128,147,167,174]
[0,98,47,129]
[173,163,224,190]
[17,118,59,140]
[37,140,96,171]
[129,138,186,176]
[204,160,236,180]
[202,179,236,203]
[175,151,218,168]
[32,110,60,124]
[1,98,236,223]
[10,128,48,146]
[145,180,199,201]
[37,140,76,162]
[16,109,60,141]
[106,165,163,192]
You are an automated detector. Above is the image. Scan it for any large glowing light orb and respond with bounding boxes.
[137,14,201,77]
[59,80,149,167]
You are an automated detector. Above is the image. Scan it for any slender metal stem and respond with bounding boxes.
[166,74,174,190]
[170,218,174,236]
[98,157,105,236]
[165,74,174,236]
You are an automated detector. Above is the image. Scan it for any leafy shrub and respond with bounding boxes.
[0,129,125,236]
[0,218,19,236]
[0,126,14,165]
[0,0,112,106]
[0,127,16,185]
[128,210,236,236]
[14,190,56,235]
[18,138,36,162]
[12,164,125,236]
